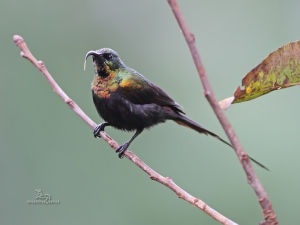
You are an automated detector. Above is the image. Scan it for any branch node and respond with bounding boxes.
[38,60,45,68]
[193,198,200,205]
[65,98,73,105]
[13,34,24,45]
[150,175,156,180]
[202,202,207,211]
[241,153,248,161]
[188,33,195,44]
[203,90,211,97]
[177,194,184,199]
[165,177,172,183]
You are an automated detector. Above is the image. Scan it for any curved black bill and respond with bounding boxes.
[84,50,99,71]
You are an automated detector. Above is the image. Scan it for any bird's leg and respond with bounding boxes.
[116,128,143,158]
[93,122,110,138]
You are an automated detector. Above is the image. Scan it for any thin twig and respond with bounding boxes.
[13,34,238,225]
[166,1,278,225]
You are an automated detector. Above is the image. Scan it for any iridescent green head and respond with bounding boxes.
[84,48,125,77]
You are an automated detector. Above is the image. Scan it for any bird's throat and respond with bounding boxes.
[92,68,118,99]
[95,64,110,78]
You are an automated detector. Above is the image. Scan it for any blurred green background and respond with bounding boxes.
[1,0,299,224]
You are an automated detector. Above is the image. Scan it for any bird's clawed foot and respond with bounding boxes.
[93,122,110,138]
[116,142,130,158]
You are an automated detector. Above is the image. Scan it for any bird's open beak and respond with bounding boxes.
[84,50,99,71]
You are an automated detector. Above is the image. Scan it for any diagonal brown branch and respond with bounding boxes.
[13,34,238,225]
[166,1,278,225]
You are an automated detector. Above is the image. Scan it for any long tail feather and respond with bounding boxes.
[174,115,269,171]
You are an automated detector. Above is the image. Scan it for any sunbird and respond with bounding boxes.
[84,48,267,170]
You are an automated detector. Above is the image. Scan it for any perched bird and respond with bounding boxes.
[84,48,267,170]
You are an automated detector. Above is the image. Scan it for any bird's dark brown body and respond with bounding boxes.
[92,91,170,131]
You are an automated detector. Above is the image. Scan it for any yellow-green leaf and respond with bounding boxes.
[233,41,300,103]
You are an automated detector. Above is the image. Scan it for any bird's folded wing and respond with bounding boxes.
[118,74,184,114]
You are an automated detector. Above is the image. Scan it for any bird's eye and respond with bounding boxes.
[103,53,113,60]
